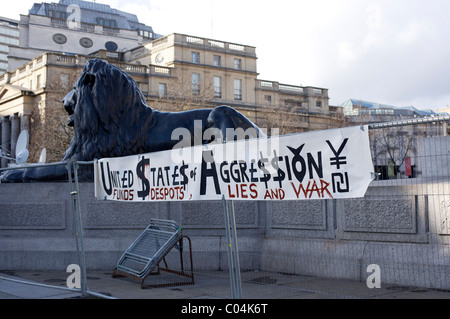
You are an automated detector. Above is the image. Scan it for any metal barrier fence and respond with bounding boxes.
[1,117,450,299]
[0,160,106,298]
[220,116,450,298]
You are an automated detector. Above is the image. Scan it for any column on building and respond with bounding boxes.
[20,111,31,132]
[1,116,11,168]
[10,113,20,159]
[0,112,31,168]
[20,112,31,164]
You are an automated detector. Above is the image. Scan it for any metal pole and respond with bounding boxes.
[67,161,88,297]
[228,199,242,299]
[222,196,236,298]
[222,196,242,299]
[73,161,88,297]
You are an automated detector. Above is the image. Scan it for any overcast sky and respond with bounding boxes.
[3,0,450,109]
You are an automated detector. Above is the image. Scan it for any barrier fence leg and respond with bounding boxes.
[222,196,242,299]
[67,161,88,298]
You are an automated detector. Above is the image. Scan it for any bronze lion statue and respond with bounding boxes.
[1,59,263,182]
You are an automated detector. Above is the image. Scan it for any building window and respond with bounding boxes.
[234,58,242,70]
[264,95,272,104]
[213,76,222,98]
[0,27,19,38]
[285,99,302,107]
[234,79,242,100]
[139,30,153,39]
[36,75,41,89]
[105,41,118,51]
[0,36,18,46]
[80,37,93,48]
[316,101,322,108]
[52,33,67,44]
[213,55,221,67]
[97,18,117,28]
[192,52,200,64]
[48,10,66,20]
[191,73,200,95]
[158,83,166,97]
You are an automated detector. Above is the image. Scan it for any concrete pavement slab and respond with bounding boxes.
[0,273,81,299]
[1,270,450,299]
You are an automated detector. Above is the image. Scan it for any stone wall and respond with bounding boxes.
[1,180,450,289]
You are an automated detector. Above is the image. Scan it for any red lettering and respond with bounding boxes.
[228,185,236,198]
[270,188,279,199]
[112,188,135,201]
[240,184,248,198]
[149,187,186,201]
[228,184,253,199]
[291,181,309,198]
[291,179,333,199]
[320,180,333,198]
[178,187,185,200]
[309,180,319,198]
[249,183,258,199]
[267,188,285,200]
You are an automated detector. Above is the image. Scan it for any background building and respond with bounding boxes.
[340,98,449,180]
[0,33,344,166]
[0,17,19,74]
[341,98,440,118]
[0,1,344,167]
[124,33,341,133]
[7,0,158,71]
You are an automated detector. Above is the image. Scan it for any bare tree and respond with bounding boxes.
[262,108,302,136]
[151,78,215,112]
[263,105,347,136]
[370,128,415,177]
[28,71,80,163]
[29,97,73,163]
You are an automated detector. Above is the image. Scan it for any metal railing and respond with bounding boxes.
[1,116,450,298]
[0,160,114,299]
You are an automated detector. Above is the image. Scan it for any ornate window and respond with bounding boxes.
[105,41,118,51]
[79,37,93,48]
[52,33,67,44]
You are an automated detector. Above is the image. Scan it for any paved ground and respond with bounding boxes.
[1,269,450,300]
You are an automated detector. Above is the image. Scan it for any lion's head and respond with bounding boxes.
[62,59,153,162]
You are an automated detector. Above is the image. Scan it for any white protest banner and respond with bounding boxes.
[94,125,374,202]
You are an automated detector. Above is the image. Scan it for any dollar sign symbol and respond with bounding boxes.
[136,156,150,200]
[271,150,285,188]
[179,160,189,190]
[258,152,271,189]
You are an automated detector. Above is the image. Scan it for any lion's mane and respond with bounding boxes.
[63,59,154,162]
